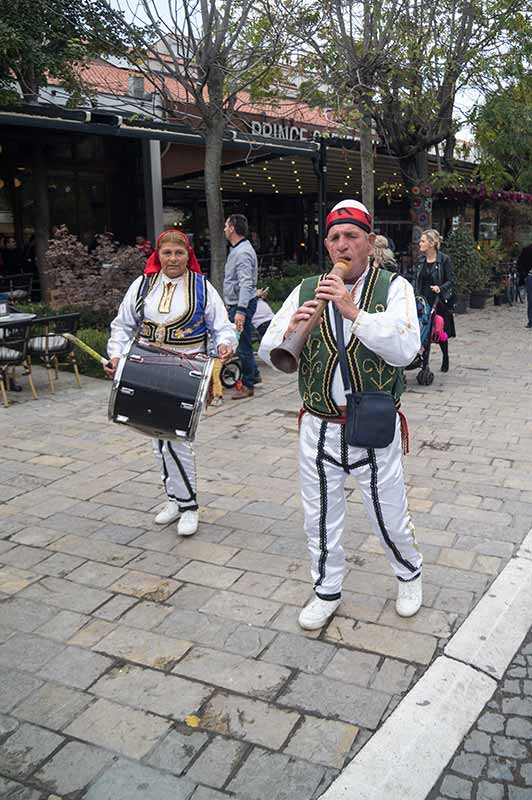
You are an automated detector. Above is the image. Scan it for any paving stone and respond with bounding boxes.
[200,693,299,749]
[0,545,50,570]
[199,590,281,625]
[173,539,240,566]
[36,609,90,641]
[451,752,487,778]
[48,533,140,567]
[174,561,244,590]
[167,584,218,610]
[18,576,111,614]
[336,592,386,623]
[232,571,284,598]
[322,647,380,687]
[492,735,528,759]
[520,764,532,785]
[225,549,308,581]
[0,566,39,595]
[67,561,127,588]
[121,600,174,629]
[502,697,532,716]
[94,625,191,670]
[37,511,105,533]
[378,602,453,638]
[174,646,290,699]
[92,663,212,718]
[186,736,247,787]
[65,697,172,758]
[12,682,93,730]
[0,667,42,712]
[0,775,41,799]
[146,728,209,774]
[284,716,359,768]
[506,717,532,738]
[477,712,505,733]
[33,740,114,794]
[325,619,437,665]
[476,782,504,800]
[227,747,325,799]
[440,774,473,798]
[267,604,321,638]
[370,658,417,694]
[280,672,390,728]
[486,756,514,781]
[0,712,19,741]
[84,757,196,800]
[127,550,189,577]
[0,632,65,672]
[93,523,145,544]
[38,645,113,689]
[190,787,229,800]
[110,570,180,601]
[69,619,117,647]
[37,551,86,578]
[0,597,56,633]
[93,594,138,620]
[0,721,64,779]
[260,631,335,674]
[223,623,278,658]
[508,788,532,800]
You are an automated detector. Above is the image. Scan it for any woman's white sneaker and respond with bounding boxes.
[298,597,341,630]
[155,500,180,525]
[177,510,199,536]
[396,576,423,617]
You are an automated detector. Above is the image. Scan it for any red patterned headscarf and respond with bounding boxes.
[144,230,202,275]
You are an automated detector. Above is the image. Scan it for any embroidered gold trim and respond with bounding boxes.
[158,281,177,314]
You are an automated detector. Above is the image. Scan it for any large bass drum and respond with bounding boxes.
[108,340,214,441]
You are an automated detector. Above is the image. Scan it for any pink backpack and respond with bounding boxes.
[432,314,448,343]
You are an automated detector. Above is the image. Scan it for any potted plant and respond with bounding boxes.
[443,226,482,314]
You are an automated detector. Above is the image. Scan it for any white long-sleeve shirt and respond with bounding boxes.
[258,268,420,407]
[107,271,237,358]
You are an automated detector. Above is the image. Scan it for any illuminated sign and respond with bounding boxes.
[249,120,322,142]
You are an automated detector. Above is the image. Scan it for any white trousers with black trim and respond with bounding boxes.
[152,439,198,512]
[299,412,422,600]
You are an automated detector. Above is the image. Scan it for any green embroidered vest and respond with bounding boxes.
[298,266,404,418]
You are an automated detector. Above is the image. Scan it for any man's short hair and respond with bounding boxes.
[228,214,249,238]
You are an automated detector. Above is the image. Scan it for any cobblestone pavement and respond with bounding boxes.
[0,299,531,799]
[428,627,532,800]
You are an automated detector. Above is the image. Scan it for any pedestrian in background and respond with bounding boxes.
[223,214,258,399]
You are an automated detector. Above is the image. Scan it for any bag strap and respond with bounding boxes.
[333,305,354,396]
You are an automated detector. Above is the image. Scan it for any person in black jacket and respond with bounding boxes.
[414,230,456,372]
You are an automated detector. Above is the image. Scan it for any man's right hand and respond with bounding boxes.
[103,356,119,379]
[284,300,319,338]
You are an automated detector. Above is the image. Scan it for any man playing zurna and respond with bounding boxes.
[259,200,423,630]
[106,230,237,536]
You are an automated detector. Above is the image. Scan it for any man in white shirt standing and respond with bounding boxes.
[259,200,423,630]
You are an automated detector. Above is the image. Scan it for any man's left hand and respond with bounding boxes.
[315,274,359,321]
[430,285,441,294]
[217,344,234,363]
[234,311,246,332]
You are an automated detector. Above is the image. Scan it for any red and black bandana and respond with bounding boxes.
[325,201,372,235]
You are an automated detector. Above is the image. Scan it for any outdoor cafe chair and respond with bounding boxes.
[0,320,38,407]
[0,273,33,303]
[27,313,82,394]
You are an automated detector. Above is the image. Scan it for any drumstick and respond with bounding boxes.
[63,333,112,368]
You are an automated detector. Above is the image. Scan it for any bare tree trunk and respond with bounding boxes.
[32,140,50,301]
[359,109,374,218]
[204,122,226,294]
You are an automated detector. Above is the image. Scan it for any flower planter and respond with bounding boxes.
[469,290,488,309]
[454,293,470,314]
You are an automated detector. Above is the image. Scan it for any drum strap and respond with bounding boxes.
[136,274,156,324]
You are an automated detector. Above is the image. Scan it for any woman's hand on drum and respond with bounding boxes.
[217,344,234,364]
[103,356,119,379]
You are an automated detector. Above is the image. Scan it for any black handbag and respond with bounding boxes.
[334,306,397,449]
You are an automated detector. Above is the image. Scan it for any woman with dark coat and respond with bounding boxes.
[414,229,456,372]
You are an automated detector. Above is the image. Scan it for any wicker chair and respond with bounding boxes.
[27,313,81,394]
[0,320,38,407]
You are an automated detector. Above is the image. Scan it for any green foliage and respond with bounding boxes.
[16,302,113,331]
[74,328,109,378]
[473,76,532,192]
[443,226,485,294]
[267,262,318,303]
[0,0,143,102]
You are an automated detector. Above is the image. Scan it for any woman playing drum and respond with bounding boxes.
[105,230,237,536]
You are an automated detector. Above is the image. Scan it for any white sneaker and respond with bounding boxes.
[155,500,180,525]
[298,596,341,630]
[177,510,199,536]
[396,576,423,617]
[211,396,223,407]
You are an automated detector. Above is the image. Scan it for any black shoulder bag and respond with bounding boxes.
[333,305,397,449]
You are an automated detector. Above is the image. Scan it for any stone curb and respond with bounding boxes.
[320,542,532,799]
